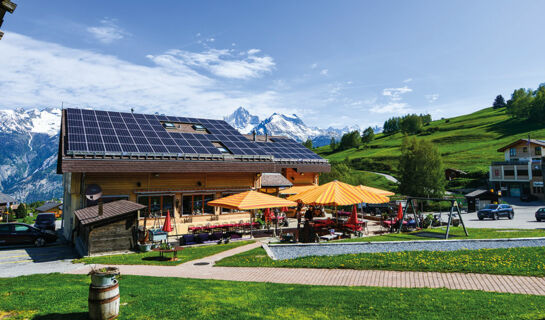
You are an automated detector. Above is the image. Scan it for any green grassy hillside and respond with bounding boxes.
[317,107,545,183]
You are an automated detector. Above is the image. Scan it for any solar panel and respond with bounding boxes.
[64,108,325,162]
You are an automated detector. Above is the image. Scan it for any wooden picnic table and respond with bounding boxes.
[152,246,184,261]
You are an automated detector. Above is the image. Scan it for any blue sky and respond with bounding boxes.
[1,0,545,129]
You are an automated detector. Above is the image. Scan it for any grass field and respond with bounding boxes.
[74,240,254,266]
[216,246,545,277]
[347,169,397,191]
[335,227,545,242]
[316,107,545,178]
[1,274,545,319]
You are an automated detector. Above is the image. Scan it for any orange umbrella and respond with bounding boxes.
[208,190,297,210]
[357,185,395,197]
[279,185,318,195]
[162,210,173,232]
[288,180,387,206]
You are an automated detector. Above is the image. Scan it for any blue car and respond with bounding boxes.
[477,204,514,220]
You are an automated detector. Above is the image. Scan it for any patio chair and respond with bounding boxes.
[181,234,197,245]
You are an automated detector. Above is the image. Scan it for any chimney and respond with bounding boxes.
[265,133,268,142]
[98,198,103,216]
[252,130,256,141]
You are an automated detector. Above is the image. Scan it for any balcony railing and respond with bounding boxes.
[491,160,530,166]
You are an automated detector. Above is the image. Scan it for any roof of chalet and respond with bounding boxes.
[58,108,330,174]
[74,200,146,225]
[497,139,545,152]
[36,202,62,212]
[260,173,293,188]
[0,192,15,204]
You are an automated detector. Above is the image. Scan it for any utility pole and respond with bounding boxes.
[0,0,17,40]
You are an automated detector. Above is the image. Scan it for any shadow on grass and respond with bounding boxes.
[33,312,88,319]
[141,256,171,262]
[412,232,460,239]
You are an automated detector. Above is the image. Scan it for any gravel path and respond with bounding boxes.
[266,237,545,260]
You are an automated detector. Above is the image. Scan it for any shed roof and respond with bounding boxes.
[260,173,293,188]
[74,200,146,225]
[465,189,493,197]
[36,202,62,212]
[0,192,15,204]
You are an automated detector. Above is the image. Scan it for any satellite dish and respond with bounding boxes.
[85,184,103,201]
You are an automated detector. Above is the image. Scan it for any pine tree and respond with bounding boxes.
[492,95,506,109]
[361,127,375,144]
[302,138,313,149]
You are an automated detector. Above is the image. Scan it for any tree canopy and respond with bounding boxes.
[492,95,506,109]
[398,136,445,197]
[303,138,313,149]
[361,127,375,144]
[383,113,430,135]
[505,82,545,122]
[337,130,362,151]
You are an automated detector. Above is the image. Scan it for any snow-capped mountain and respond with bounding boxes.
[0,108,62,202]
[223,106,261,134]
[223,107,362,146]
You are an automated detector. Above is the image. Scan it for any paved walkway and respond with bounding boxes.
[68,242,545,296]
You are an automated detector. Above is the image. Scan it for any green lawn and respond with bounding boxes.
[1,274,545,319]
[351,170,397,192]
[216,246,545,277]
[74,240,254,266]
[336,227,545,242]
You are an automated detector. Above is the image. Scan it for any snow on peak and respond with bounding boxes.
[223,106,260,134]
[0,107,61,137]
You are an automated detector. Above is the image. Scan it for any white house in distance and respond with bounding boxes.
[489,139,544,199]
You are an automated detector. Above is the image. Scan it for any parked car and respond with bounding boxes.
[477,204,514,220]
[34,212,56,231]
[520,194,538,202]
[536,208,545,222]
[0,223,57,247]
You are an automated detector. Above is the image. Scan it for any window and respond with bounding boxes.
[14,225,30,232]
[504,170,515,176]
[162,122,176,129]
[212,142,232,154]
[523,147,528,153]
[182,194,215,215]
[518,169,529,176]
[192,124,206,131]
[509,148,517,157]
[533,169,543,177]
[0,225,10,233]
[536,147,542,156]
[137,195,174,217]
[533,186,544,194]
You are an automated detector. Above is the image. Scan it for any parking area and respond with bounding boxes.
[463,197,545,229]
[0,244,80,277]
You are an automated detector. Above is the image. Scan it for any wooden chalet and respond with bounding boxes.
[58,108,330,241]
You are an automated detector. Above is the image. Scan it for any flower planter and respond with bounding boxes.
[88,267,119,287]
[139,243,152,252]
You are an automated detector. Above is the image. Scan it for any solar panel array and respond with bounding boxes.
[257,137,324,160]
[65,108,326,162]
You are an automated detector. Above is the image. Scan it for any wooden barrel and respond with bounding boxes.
[88,279,120,320]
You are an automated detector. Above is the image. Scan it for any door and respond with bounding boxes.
[0,224,11,245]
[12,224,34,244]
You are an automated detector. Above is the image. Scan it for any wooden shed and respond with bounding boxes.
[35,202,63,218]
[74,200,146,256]
[465,189,500,213]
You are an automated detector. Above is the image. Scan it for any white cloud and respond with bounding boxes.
[310,63,317,69]
[382,86,412,101]
[403,78,413,83]
[425,93,439,103]
[370,102,412,114]
[86,18,128,44]
[149,48,275,80]
[0,33,284,118]
[320,69,328,75]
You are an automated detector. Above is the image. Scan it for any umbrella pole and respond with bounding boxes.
[274,209,279,238]
[335,206,338,227]
[250,210,254,239]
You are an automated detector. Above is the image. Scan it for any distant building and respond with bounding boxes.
[445,168,467,181]
[0,192,15,212]
[465,189,500,212]
[35,201,63,218]
[489,139,544,199]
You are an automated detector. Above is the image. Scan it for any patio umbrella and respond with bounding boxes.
[208,190,297,237]
[287,180,382,224]
[397,202,404,220]
[357,185,395,197]
[279,184,318,195]
[347,204,359,225]
[264,208,271,224]
[162,210,173,232]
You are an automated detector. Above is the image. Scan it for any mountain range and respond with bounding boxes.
[0,106,367,202]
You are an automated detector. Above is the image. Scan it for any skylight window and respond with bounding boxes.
[193,124,206,131]
[162,122,176,129]
[212,142,232,154]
